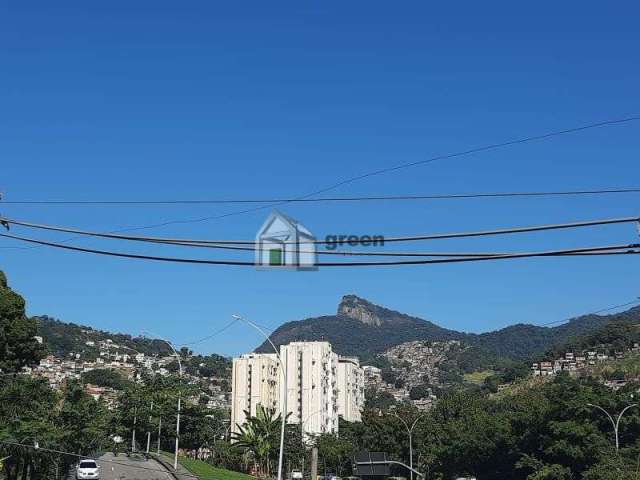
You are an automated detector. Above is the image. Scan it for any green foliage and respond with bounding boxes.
[0,377,112,479]
[364,387,397,410]
[409,385,430,400]
[166,353,232,389]
[35,315,174,358]
[582,456,639,480]
[341,374,640,480]
[207,440,247,472]
[178,454,255,480]
[231,405,284,477]
[81,368,131,390]
[0,271,43,372]
[315,433,354,476]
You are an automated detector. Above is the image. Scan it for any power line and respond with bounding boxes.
[178,318,239,347]
[0,231,638,266]
[302,116,640,199]
[2,215,639,246]
[534,299,640,328]
[129,115,639,230]
[3,116,633,236]
[2,187,640,205]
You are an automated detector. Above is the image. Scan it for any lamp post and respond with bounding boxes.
[301,409,323,477]
[232,315,287,480]
[391,412,426,480]
[587,403,638,452]
[143,332,183,470]
[301,409,323,438]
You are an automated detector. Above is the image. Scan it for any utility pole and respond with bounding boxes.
[310,447,318,480]
[157,416,162,455]
[132,406,137,453]
[142,332,182,470]
[587,403,638,452]
[146,401,154,454]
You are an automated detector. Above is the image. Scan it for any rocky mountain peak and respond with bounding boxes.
[337,294,384,326]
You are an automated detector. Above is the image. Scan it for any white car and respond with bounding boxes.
[76,459,100,479]
[291,470,303,480]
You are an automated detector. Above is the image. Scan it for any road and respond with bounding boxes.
[69,452,175,480]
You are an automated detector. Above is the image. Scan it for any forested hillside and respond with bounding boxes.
[544,306,640,359]
[35,315,175,358]
[257,294,629,369]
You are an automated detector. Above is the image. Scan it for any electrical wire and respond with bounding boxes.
[3,187,640,205]
[2,215,639,246]
[178,318,240,347]
[532,299,640,328]
[1,231,638,266]
[3,116,634,237]
[113,115,640,230]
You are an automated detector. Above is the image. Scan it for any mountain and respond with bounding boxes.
[544,305,640,358]
[257,295,635,367]
[256,295,469,361]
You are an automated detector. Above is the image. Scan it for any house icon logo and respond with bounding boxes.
[255,210,317,270]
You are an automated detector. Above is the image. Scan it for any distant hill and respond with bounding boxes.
[543,306,640,358]
[35,315,175,358]
[35,315,232,382]
[257,295,635,367]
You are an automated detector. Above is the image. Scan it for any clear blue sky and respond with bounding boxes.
[1,2,639,356]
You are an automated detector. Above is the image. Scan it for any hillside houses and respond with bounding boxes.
[532,343,640,377]
[361,341,459,410]
[23,345,230,407]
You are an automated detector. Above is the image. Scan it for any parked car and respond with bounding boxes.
[76,459,100,479]
[291,469,304,480]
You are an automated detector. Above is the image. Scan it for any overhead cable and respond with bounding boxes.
[1,232,638,266]
[2,187,640,206]
[2,215,639,246]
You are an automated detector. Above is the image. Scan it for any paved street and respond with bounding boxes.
[69,453,174,480]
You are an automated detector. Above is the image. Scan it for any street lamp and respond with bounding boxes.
[390,412,426,480]
[301,409,324,438]
[301,409,323,478]
[232,314,287,480]
[142,331,183,471]
[587,403,638,452]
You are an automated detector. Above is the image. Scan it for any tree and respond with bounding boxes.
[232,405,284,477]
[315,434,354,476]
[409,385,430,400]
[81,368,131,390]
[180,403,225,451]
[0,271,43,372]
[0,376,60,480]
[582,456,639,480]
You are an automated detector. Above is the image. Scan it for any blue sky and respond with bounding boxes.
[1,2,639,356]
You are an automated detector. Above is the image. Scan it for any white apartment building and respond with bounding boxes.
[280,341,339,436]
[231,353,281,435]
[231,341,364,438]
[337,356,364,423]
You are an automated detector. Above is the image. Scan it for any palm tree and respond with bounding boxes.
[232,405,284,477]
